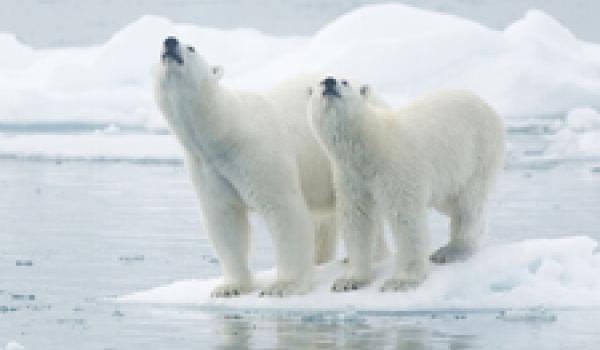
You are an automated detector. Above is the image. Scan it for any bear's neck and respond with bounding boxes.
[168,83,240,161]
[320,105,380,167]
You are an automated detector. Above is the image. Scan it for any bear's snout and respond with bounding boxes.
[321,77,340,97]
[162,36,183,65]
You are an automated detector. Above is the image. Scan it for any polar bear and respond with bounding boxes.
[153,37,344,297]
[308,77,504,292]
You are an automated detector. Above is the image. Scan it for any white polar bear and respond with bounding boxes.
[153,37,344,297]
[308,77,504,292]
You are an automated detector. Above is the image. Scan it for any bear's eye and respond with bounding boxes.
[187,46,195,53]
[341,80,348,87]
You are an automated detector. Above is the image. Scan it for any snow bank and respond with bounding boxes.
[546,107,600,159]
[119,236,600,311]
[2,5,600,128]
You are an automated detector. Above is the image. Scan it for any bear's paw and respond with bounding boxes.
[430,243,474,265]
[331,277,370,292]
[211,282,253,298]
[258,280,310,297]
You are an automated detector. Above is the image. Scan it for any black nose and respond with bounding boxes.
[164,36,178,51]
[321,77,339,96]
[321,77,337,89]
[162,36,183,65]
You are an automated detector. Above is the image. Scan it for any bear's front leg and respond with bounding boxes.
[381,208,429,292]
[203,202,254,298]
[258,195,316,297]
[251,184,315,297]
[331,177,375,292]
[187,154,254,297]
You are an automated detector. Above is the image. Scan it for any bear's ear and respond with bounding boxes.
[359,85,370,98]
[211,65,224,81]
[306,87,313,97]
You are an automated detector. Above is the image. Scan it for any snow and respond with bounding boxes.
[2,5,600,129]
[119,236,600,311]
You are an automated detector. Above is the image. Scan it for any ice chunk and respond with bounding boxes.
[4,341,26,350]
[565,107,600,132]
[97,123,121,135]
[11,294,35,301]
[546,107,600,159]
[0,306,18,313]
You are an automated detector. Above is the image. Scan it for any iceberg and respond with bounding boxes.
[2,5,600,128]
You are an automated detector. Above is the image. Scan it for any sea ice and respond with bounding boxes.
[119,236,600,311]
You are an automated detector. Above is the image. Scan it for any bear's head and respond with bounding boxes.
[156,36,223,93]
[307,76,371,130]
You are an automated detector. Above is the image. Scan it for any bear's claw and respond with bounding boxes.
[331,278,369,292]
[430,244,473,265]
[211,283,252,298]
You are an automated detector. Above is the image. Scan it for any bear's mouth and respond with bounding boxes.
[322,89,341,98]
[162,51,183,65]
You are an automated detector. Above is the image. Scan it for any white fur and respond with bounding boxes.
[153,41,338,297]
[308,80,504,292]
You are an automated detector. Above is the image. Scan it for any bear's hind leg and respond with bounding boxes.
[314,211,337,265]
[341,218,388,264]
[430,192,487,265]
[372,218,389,262]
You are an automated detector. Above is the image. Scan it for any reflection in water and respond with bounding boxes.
[213,312,477,350]
[216,315,253,350]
